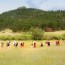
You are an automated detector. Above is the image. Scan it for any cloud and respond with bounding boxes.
[25,0,65,10]
[0,0,65,13]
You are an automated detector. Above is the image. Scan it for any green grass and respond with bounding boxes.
[0,40,65,65]
[0,29,65,40]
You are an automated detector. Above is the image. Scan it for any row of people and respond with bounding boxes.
[0,40,60,48]
[0,40,24,47]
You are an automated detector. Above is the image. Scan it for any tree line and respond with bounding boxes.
[0,7,65,32]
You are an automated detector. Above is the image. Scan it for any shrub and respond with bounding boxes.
[51,35,62,40]
[31,28,44,40]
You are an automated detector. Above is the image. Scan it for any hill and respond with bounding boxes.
[0,7,65,32]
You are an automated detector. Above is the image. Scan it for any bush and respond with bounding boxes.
[31,28,44,40]
[0,35,32,40]
[51,35,62,40]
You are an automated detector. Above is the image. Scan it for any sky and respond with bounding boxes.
[0,0,65,13]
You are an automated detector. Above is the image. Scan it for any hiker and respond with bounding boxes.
[56,40,60,46]
[6,40,10,47]
[0,41,4,47]
[46,40,50,46]
[13,41,18,47]
[33,41,36,48]
[40,42,43,47]
[20,41,24,48]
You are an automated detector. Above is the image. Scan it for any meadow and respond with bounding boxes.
[0,29,65,40]
[0,40,65,65]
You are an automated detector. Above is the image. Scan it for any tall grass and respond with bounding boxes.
[0,35,32,40]
[0,40,65,65]
[0,30,65,40]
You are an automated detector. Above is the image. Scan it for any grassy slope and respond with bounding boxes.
[0,40,65,65]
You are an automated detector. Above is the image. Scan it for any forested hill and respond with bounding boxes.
[0,7,65,32]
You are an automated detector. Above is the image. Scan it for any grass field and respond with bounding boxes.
[0,29,65,40]
[0,40,65,65]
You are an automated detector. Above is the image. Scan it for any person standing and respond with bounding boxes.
[56,40,60,46]
[13,41,18,47]
[20,41,24,48]
[33,41,36,48]
[40,42,43,47]
[6,40,10,47]
[46,40,50,46]
[0,41,4,47]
